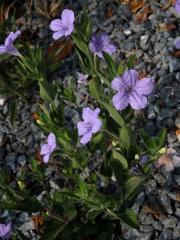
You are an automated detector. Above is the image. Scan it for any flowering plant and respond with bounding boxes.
[0,8,166,239]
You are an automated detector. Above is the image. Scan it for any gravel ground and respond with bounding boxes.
[0,0,180,239]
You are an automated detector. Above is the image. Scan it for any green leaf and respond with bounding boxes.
[112,151,128,169]
[9,99,17,126]
[88,78,100,100]
[119,208,138,228]
[103,52,117,76]
[127,54,136,68]
[72,34,90,58]
[119,125,131,150]
[117,62,125,75]
[157,128,166,149]
[110,160,128,187]
[39,81,54,103]
[0,197,44,212]
[102,103,124,127]
[80,9,92,42]
[124,176,147,201]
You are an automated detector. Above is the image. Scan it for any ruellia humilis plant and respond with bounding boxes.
[0,8,167,240]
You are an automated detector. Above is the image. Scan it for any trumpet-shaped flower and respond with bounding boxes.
[0,222,12,240]
[50,9,74,40]
[89,33,116,58]
[175,0,180,12]
[77,107,102,145]
[40,133,56,163]
[0,31,21,56]
[111,69,154,111]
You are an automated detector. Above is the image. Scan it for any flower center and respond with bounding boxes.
[125,86,132,94]
[85,122,93,133]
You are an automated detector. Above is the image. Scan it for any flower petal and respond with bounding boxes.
[103,43,116,55]
[100,33,110,44]
[134,77,154,96]
[47,133,56,146]
[111,77,123,91]
[93,108,100,118]
[122,69,138,88]
[89,41,96,54]
[129,91,147,110]
[0,45,6,54]
[80,132,92,145]
[64,24,74,36]
[0,222,11,240]
[92,119,102,133]
[175,0,180,12]
[5,33,13,47]
[43,154,50,164]
[61,9,74,26]
[40,144,51,155]
[77,121,88,136]
[112,92,129,111]
[82,107,94,121]
[175,38,180,49]
[50,19,64,31]
[53,30,65,40]
[6,45,20,56]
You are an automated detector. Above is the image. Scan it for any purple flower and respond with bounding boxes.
[77,72,88,84]
[89,33,116,58]
[175,0,180,13]
[0,31,21,56]
[77,107,102,145]
[140,155,149,166]
[111,69,154,111]
[0,222,12,240]
[50,9,74,40]
[175,38,180,49]
[40,133,56,163]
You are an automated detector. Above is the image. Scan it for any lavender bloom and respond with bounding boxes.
[89,33,116,58]
[140,155,149,166]
[0,223,12,240]
[175,0,180,13]
[77,107,102,145]
[175,38,180,49]
[50,9,74,40]
[40,133,56,163]
[77,72,88,84]
[111,69,154,111]
[0,31,21,56]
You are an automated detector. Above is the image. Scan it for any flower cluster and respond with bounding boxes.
[46,9,154,147]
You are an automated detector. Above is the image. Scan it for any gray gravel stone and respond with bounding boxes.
[158,229,173,240]
[152,221,163,231]
[162,216,177,229]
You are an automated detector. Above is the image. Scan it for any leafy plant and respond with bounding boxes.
[0,8,167,240]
